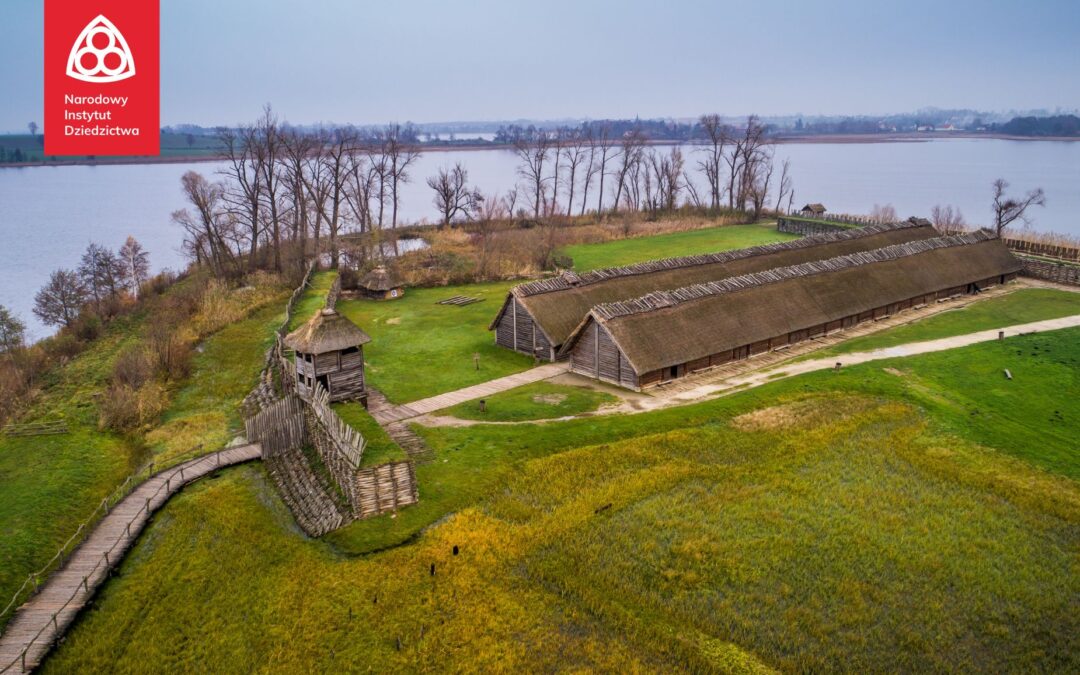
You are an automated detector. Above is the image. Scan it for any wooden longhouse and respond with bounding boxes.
[800,203,827,216]
[559,232,1021,390]
[358,265,405,300]
[284,308,372,405]
[489,221,940,360]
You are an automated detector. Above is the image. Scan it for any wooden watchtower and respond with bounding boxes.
[284,308,372,405]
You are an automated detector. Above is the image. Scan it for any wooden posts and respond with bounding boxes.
[473,352,480,371]
[479,399,486,413]
[834,362,842,372]
[999,330,1005,340]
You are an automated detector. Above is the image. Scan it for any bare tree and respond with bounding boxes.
[696,114,729,209]
[514,132,553,218]
[281,127,316,264]
[175,171,233,276]
[870,203,898,222]
[992,178,1046,237]
[118,236,150,297]
[773,158,793,215]
[592,123,615,213]
[747,148,775,221]
[219,125,265,272]
[256,104,285,270]
[427,163,477,227]
[317,128,356,267]
[930,204,966,231]
[34,269,86,328]
[560,129,587,217]
[27,122,38,141]
[611,127,646,211]
[384,124,422,229]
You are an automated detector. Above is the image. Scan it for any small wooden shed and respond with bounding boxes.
[800,203,827,216]
[359,265,404,300]
[284,308,372,405]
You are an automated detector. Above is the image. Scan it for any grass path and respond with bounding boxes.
[561,222,793,270]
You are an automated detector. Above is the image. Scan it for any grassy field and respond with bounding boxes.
[42,328,1080,672]
[335,281,534,404]
[440,381,619,421]
[561,222,795,270]
[0,283,286,628]
[780,214,860,229]
[807,287,1080,359]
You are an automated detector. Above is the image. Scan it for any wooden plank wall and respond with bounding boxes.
[244,395,306,458]
[493,298,554,360]
[354,461,419,519]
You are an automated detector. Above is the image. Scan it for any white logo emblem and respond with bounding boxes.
[65,15,136,84]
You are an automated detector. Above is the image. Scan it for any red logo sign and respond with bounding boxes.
[45,0,159,156]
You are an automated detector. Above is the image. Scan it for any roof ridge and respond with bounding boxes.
[592,231,998,322]
[513,221,930,298]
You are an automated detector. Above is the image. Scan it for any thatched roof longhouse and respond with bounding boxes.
[491,221,940,349]
[560,232,1020,375]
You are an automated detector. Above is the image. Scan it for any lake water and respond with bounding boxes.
[2,138,1077,339]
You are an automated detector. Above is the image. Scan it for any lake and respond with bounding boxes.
[2,137,1077,339]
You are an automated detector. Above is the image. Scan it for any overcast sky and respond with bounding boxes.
[2,0,1078,132]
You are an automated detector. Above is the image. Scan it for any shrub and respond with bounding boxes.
[44,333,82,362]
[111,344,153,389]
[72,312,103,342]
[98,381,167,431]
[147,321,194,382]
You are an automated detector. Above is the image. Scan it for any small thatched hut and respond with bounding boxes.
[284,308,372,404]
[800,203,827,216]
[560,232,1020,390]
[359,265,404,300]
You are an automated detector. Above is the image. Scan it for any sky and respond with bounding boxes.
[1,0,1079,132]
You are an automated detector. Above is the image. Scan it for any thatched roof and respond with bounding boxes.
[907,216,933,227]
[359,265,402,292]
[284,308,371,355]
[801,203,827,214]
[490,221,939,347]
[560,232,1020,374]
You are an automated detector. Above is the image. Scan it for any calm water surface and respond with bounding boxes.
[2,138,1077,338]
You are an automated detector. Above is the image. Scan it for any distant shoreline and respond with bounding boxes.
[1,132,1077,169]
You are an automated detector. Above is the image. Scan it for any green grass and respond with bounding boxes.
[331,401,406,467]
[781,214,861,229]
[0,283,287,629]
[329,326,1080,554]
[807,288,1080,359]
[335,281,534,404]
[561,222,795,271]
[145,298,287,465]
[43,330,1080,672]
[441,381,619,421]
[287,270,337,332]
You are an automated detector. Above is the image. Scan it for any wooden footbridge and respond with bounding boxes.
[0,444,262,673]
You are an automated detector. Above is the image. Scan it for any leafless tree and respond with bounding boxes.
[747,148,775,221]
[645,147,685,212]
[219,125,265,272]
[384,124,422,229]
[78,243,122,311]
[255,105,286,270]
[427,163,477,228]
[560,130,588,217]
[504,185,521,219]
[281,127,316,264]
[175,171,234,276]
[930,204,966,232]
[696,114,729,209]
[317,129,355,267]
[992,178,1046,237]
[514,132,553,218]
[870,203,898,222]
[27,121,38,140]
[773,158,793,215]
[591,123,615,212]
[611,127,646,211]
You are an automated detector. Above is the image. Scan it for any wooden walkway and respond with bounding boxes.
[371,362,570,423]
[0,444,262,674]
